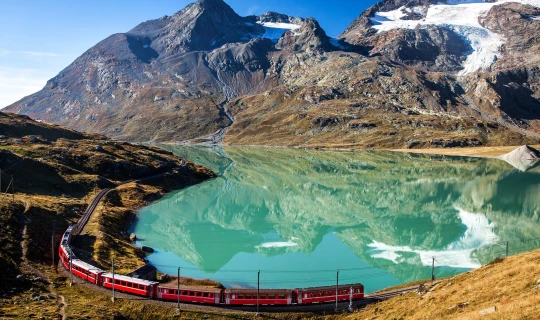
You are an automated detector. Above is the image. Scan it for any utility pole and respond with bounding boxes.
[431,257,435,282]
[348,287,354,312]
[112,259,115,303]
[51,220,56,268]
[177,267,180,314]
[11,175,14,202]
[51,234,55,268]
[69,248,73,286]
[336,270,339,311]
[506,241,509,257]
[256,270,260,317]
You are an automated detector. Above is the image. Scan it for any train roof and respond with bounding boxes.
[159,285,223,293]
[102,273,158,286]
[224,288,292,294]
[60,245,76,259]
[71,259,105,274]
[295,283,364,292]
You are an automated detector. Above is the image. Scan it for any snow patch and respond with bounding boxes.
[143,45,149,49]
[369,0,540,75]
[256,241,298,248]
[367,208,498,269]
[330,38,346,50]
[256,22,301,42]
[531,15,540,20]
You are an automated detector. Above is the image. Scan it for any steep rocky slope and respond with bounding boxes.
[5,0,540,148]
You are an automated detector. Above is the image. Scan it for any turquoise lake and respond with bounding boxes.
[132,146,540,293]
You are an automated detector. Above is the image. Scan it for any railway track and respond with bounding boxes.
[61,266,422,314]
[75,188,111,235]
[74,165,186,235]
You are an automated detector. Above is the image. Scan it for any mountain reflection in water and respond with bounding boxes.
[132,146,540,292]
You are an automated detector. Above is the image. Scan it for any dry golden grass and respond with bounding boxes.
[390,144,540,158]
[344,250,540,320]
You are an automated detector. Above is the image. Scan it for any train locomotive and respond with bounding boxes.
[58,224,364,306]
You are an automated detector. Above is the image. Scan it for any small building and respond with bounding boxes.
[127,264,157,281]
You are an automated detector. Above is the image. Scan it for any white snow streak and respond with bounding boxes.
[367,208,498,269]
[257,22,301,42]
[369,0,540,75]
[330,38,346,49]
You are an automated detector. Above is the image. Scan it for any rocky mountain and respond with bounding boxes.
[5,0,540,148]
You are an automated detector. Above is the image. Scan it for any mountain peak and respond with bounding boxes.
[197,0,233,11]
[276,17,332,52]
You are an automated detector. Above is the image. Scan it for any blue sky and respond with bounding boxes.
[0,0,377,108]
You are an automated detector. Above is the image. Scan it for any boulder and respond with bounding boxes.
[479,306,497,315]
[129,233,137,242]
[141,246,155,253]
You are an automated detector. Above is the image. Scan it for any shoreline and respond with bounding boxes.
[159,142,540,158]
[391,144,540,158]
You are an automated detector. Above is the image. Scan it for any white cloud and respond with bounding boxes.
[0,49,62,57]
[0,66,51,109]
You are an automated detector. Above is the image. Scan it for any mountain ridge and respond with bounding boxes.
[5,0,540,148]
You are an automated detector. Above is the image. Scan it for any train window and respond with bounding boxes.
[203,293,208,297]
[196,292,202,297]
[208,293,213,298]
[278,295,285,299]
[182,291,187,295]
[238,295,244,299]
[189,291,194,296]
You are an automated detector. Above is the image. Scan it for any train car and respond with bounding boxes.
[58,224,78,268]
[224,289,293,305]
[70,259,105,285]
[157,285,222,304]
[101,273,158,298]
[294,283,364,304]
[58,245,75,270]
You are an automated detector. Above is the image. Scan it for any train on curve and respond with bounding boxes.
[59,224,364,306]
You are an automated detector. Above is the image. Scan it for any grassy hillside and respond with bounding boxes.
[0,111,215,286]
[345,250,540,320]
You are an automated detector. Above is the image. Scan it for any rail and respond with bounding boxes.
[75,188,111,235]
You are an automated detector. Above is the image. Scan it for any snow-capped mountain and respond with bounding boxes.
[367,0,540,75]
[5,0,540,148]
[342,0,540,73]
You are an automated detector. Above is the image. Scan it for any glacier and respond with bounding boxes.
[369,0,540,75]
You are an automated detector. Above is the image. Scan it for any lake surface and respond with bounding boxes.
[132,146,540,293]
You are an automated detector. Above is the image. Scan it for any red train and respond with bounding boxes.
[58,224,365,306]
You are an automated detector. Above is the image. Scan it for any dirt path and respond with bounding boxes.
[19,205,67,320]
